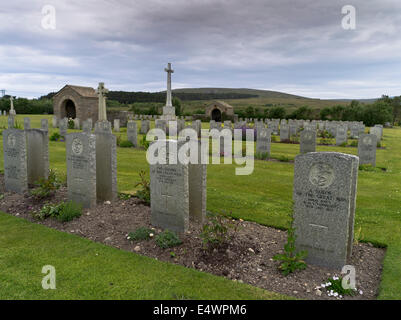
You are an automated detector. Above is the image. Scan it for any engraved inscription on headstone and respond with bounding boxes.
[293,152,359,270]
[66,133,96,208]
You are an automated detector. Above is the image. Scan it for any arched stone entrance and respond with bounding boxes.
[211,108,222,122]
[63,99,76,119]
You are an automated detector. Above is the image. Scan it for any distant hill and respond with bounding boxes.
[172,88,306,99]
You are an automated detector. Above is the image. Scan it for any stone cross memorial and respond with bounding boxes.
[9,96,16,116]
[161,63,176,121]
[66,132,97,208]
[293,152,359,270]
[96,82,109,121]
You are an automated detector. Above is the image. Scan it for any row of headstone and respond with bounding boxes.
[3,118,49,194]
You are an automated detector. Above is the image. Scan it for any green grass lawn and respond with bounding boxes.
[1,115,401,299]
[0,212,287,300]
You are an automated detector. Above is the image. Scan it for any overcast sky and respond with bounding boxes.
[1,0,401,99]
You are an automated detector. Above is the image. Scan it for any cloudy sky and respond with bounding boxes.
[1,0,400,99]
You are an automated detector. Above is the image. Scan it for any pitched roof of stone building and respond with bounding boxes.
[214,100,234,109]
[54,85,98,98]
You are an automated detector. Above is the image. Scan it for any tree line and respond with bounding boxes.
[237,96,398,126]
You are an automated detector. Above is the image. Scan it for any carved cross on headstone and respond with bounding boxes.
[164,63,174,107]
[161,189,175,213]
[96,82,109,121]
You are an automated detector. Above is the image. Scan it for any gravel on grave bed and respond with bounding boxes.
[0,175,385,300]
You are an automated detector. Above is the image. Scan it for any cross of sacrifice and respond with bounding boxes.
[96,82,109,121]
[164,63,174,107]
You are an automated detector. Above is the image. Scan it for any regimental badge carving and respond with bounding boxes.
[304,132,313,140]
[7,134,16,148]
[72,138,84,155]
[362,136,373,145]
[309,163,335,188]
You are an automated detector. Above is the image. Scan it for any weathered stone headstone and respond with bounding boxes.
[8,116,14,129]
[59,118,68,137]
[280,124,289,141]
[24,118,31,130]
[82,119,93,133]
[26,129,49,184]
[293,152,359,269]
[300,130,316,154]
[73,118,80,130]
[336,126,347,146]
[155,119,167,134]
[113,119,120,132]
[150,139,207,232]
[52,116,58,128]
[41,119,49,132]
[140,120,150,135]
[94,121,117,202]
[127,121,138,147]
[3,129,28,193]
[150,140,189,232]
[66,132,97,208]
[358,134,377,166]
[256,128,271,156]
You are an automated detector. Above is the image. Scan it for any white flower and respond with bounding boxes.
[127,236,131,240]
[327,282,332,286]
[339,295,343,299]
[149,233,154,237]
[321,284,326,288]
[333,276,339,280]
[359,290,363,295]
[334,292,338,297]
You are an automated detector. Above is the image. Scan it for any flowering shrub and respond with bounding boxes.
[320,275,362,299]
[68,118,75,129]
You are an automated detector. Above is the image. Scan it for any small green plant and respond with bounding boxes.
[155,230,182,249]
[320,275,358,298]
[68,118,75,129]
[255,152,269,160]
[49,132,61,141]
[57,201,82,222]
[273,213,307,276]
[0,194,4,200]
[271,135,278,142]
[128,227,154,241]
[320,138,333,145]
[119,140,134,148]
[30,169,61,200]
[200,211,240,250]
[140,135,150,150]
[33,203,62,220]
[135,170,150,205]
[170,251,176,258]
[33,201,82,222]
[354,225,363,245]
[339,142,347,147]
[118,192,132,200]
[350,140,358,147]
